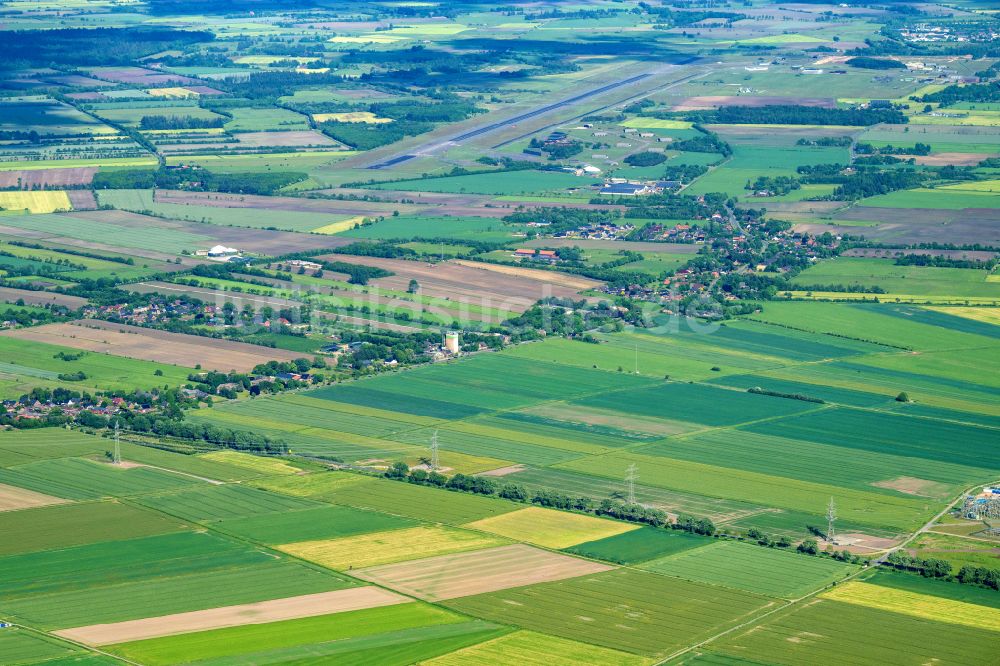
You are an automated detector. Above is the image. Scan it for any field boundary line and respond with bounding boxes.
[0,622,145,666]
[652,479,1000,665]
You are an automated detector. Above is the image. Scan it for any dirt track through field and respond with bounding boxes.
[353,544,613,601]
[1,320,302,372]
[54,587,411,646]
[0,482,68,512]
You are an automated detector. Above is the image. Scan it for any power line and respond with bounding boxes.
[113,420,121,465]
[430,429,439,472]
[826,497,837,543]
[626,463,637,505]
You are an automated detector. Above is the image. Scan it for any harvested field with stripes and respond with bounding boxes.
[354,544,613,601]
[55,587,409,645]
[311,254,601,310]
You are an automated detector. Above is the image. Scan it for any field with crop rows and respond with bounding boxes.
[446,569,774,657]
[640,540,858,599]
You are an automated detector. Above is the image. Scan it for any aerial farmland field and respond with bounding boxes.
[0,1,998,663]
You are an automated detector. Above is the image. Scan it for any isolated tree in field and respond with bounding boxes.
[895,391,910,402]
[797,538,819,555]
[408,279,419,294]
[385,461,409,479]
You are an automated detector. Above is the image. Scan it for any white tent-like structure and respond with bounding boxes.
[207,245,238,257]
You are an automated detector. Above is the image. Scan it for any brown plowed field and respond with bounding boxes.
[0,168,96,188]
[354,544,613,601]
[0,286,88,308]
[0,483,68,512]
[1,319,302,371]
[67,190,97,210]
[909,152,997,166]
[55,588,410,646]
[314,255,601,309]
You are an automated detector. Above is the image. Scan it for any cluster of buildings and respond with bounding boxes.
[513,248,559,263]
[523,130,577,157]
[81,299,205,325]
[4,395,155,422]
[599,180,680,197]
[962,486,1000,525]
[553,220,636,241]
[633,220,714,243]
[901,24,999,43]
[195,245,250,264]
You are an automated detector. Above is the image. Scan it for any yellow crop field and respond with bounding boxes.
[147,87,198,99]
[254,471,374,499]
[199,450,299,476]
[621,118,693,130]
[312,111,393,124]
[278,525,507,570]
[312,216,367,234]
[386,23,469,36]
[822,582,1000,631]
[0,190,72,213]
[464,506,638,549]
[398,450,512,475]
[911,113,1000,127]
[929,306,1000,325]
[939,179,1000,192]
[425,631,652,666]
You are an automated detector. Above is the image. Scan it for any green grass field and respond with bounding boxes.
[712,597,999,665]
[134,484,324,521]
[446,568,773,658]
[640,540,858,599]
[0,627,90,665]
[0,457,199,500]
[212,504,414,543]
[791,258,998,299]
[107,604,504,666]
[565,526,710,564]
[0,337,194,399]
[0,502,186,557]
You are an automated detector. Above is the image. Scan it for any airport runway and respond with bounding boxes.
[365,70,668,170]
